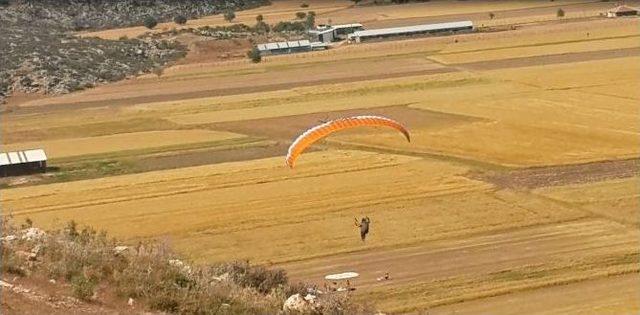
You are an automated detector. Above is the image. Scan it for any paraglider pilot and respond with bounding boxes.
[354,217,370,241]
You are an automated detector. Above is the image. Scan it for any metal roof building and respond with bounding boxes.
[607,5,639,17]
[309,23,364,43]
[257,40,314,55]
[0,149,48,177]
[348,21,473,42]
[256,39,329,56]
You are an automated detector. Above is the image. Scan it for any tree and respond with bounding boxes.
[305,11,316,28]
[256,14,264,22]
[301,3,309,8]
[255,20,270,33]
[174,15,187,25]
[557,8,565,17]
[0,0,9,6]
[247,47,262,63]
[351,0,362,4]
[488,12,495,19]
[295,12,307,19]
[224,9,236,22]
[143,16,158,29]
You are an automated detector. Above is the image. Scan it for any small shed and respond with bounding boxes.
[0,149,48,177]
[607,5,639,17]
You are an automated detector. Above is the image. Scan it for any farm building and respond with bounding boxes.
[309,23,364,43]
[333,23,365,39]
[348,21,473,43]
[257,40,313,55]
[0,149,48,177]
[309,25,335,43]
[607,5,638,17]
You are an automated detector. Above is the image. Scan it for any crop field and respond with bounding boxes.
[2,4,639,314]
[2,130,245,159]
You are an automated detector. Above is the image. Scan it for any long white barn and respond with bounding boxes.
[348,21,473,43]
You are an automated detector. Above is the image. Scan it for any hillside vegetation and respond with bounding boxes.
[0,0,269,103]
[1,218,368,314]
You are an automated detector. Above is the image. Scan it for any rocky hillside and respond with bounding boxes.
[0,0,269,104]
[6,0,269,30]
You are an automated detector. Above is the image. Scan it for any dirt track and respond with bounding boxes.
[279,219,636,287]
[428,273,640,315]
[456,47,640,71]
[474,158,640,189]
[279,219,639,312]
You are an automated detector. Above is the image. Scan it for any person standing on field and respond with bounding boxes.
[354,217,370,241]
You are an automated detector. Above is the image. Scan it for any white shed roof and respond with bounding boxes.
[256,40,311,51]
[0,153,9,166]
[309,27,335,35]
[0,149,47,166]
[325,272,359,280]
[352,21,473,38]
[24,149,47,162]
[332,23,363,29]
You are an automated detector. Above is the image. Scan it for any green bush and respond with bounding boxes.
[71,275,97,301]
[557,8,565,17]
[301,3,309,8]
[272,21,307,33]
[173,15,187,25]
[247,47,262,63]
[143,16,158,29]
[295,11,307,19]
[0,0,9,6]
[224,9,236,22]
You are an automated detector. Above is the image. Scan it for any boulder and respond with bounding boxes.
[1,235,18,242]
[113,245,130,256]
[168,259,192,274]
[20,227,46,241]
[283,294,313,312]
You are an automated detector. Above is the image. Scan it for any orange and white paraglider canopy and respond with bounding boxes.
[285,115,410,168]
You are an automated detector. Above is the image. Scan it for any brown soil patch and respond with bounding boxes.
[475,158,640,189]
[176,37,253,65]
[456,47,640,70]
[209,104,483,141]
[131,141,290,172]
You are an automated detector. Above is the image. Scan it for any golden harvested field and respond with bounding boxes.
[2,130,244,159]
[2,6,640,314]
[430,36,640,64]
[534,177,640,225]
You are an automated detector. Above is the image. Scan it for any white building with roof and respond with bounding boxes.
[348,21,473,43]
[256,39,314,55]
[607,5,639,17]
[0,149,48,177]
[309,23,364,43]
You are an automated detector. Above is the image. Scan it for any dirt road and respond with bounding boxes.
[280,219,637,288]
[428,273,640,315]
